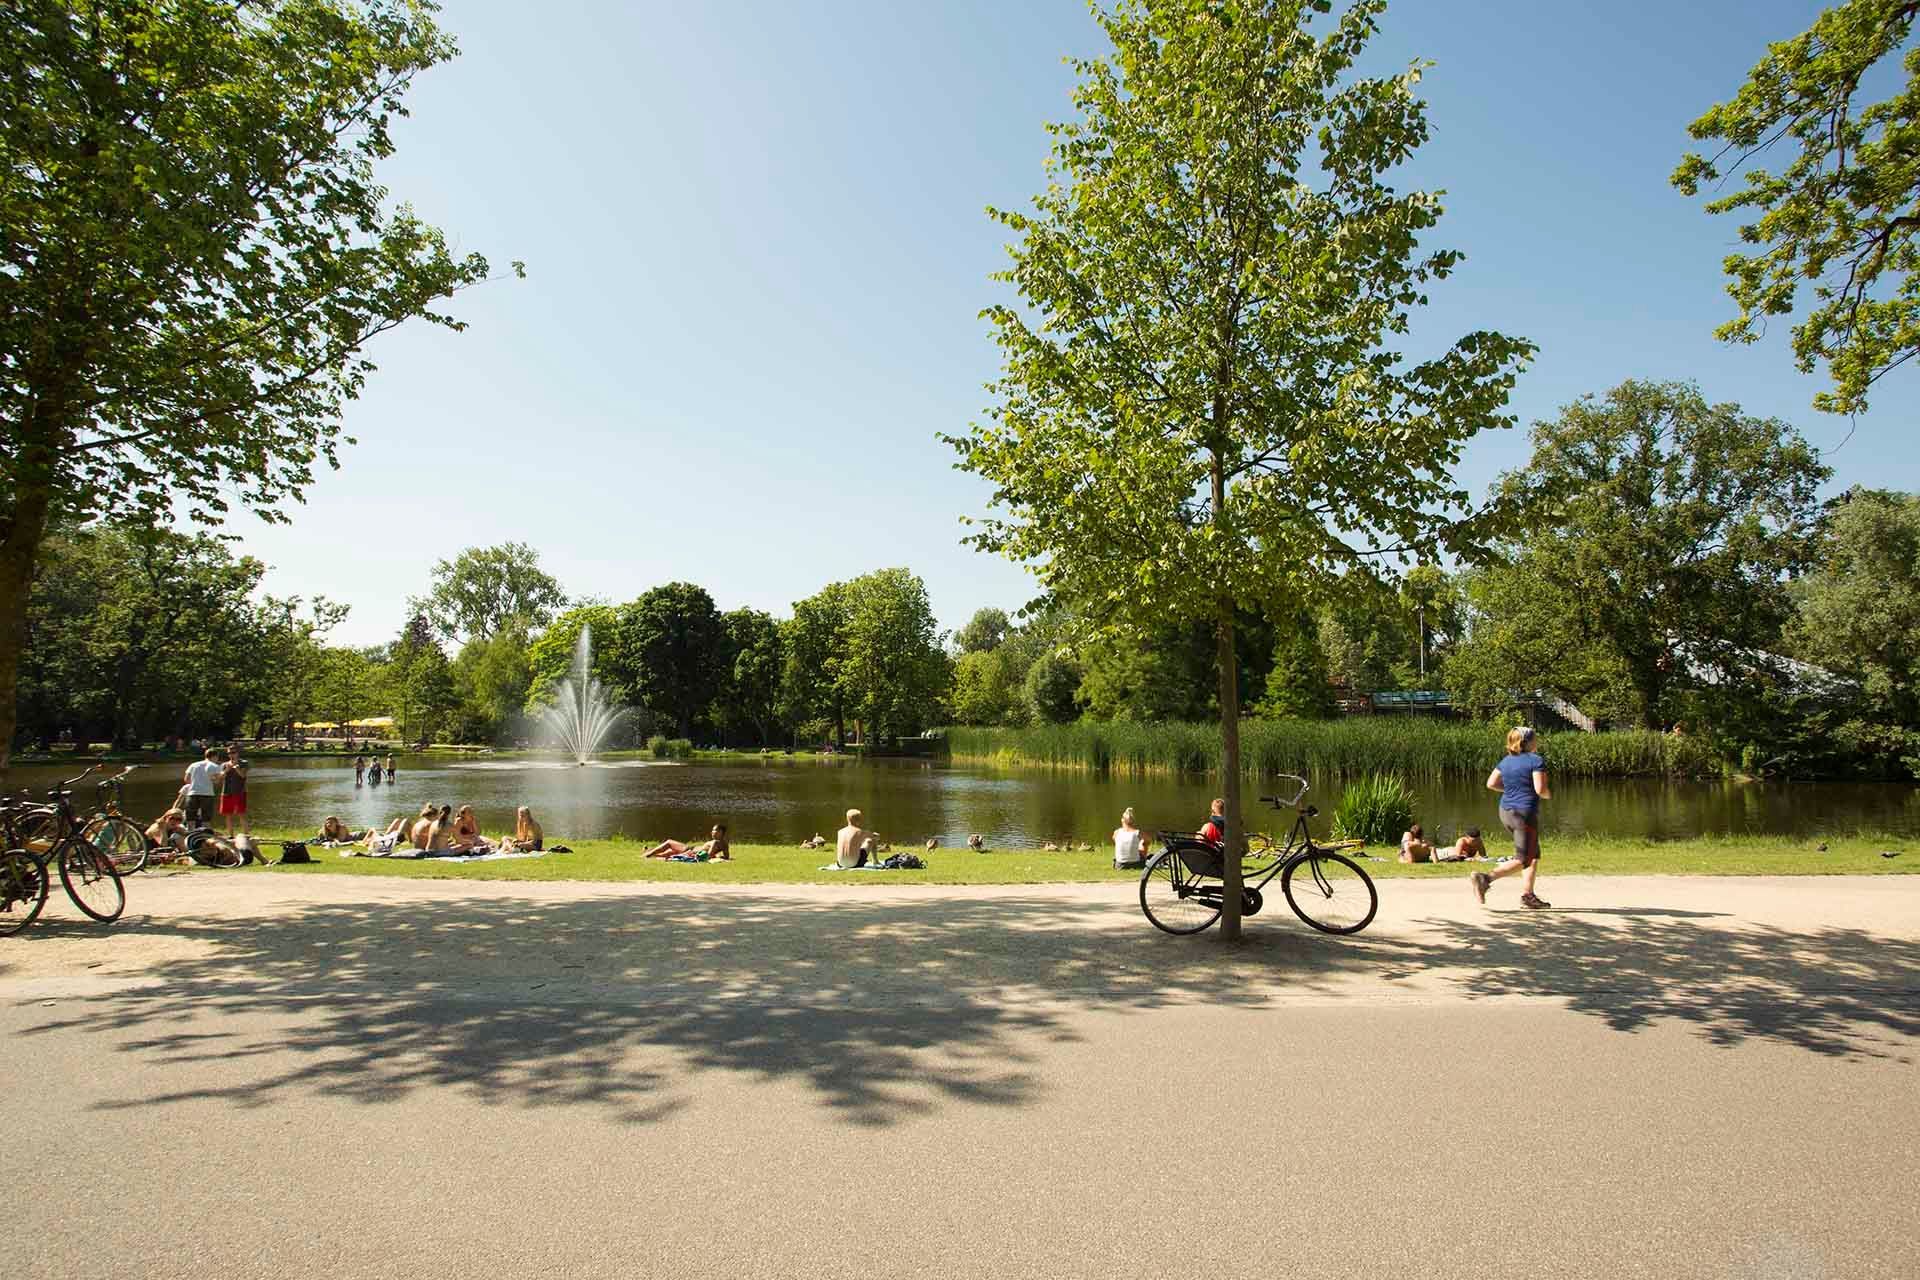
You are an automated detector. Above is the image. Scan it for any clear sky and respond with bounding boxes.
[235,0,1918,647]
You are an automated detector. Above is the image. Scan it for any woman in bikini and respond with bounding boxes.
[449,804,489,853]
[645,823,729,860]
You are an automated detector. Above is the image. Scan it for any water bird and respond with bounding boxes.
[924,838,937,852]
[799,833,825,850]
[1817,841,1829,852]
[1042,842,1061,852]
[1881,850,1902,859]
[967,834,986,851]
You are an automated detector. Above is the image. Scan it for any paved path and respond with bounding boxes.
[6,873,1917,1278]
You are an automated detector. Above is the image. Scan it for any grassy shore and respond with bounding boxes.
[222,830,1913,884]
[946,720,1718,779]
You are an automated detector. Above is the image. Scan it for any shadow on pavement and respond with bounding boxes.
[8,886,1917,1124]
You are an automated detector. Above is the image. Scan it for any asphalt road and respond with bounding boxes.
[5,873,1915,1278]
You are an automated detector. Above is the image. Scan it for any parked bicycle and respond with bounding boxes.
[0,768,126,932]
[80,766,149,874]
[1139,775,1377,937]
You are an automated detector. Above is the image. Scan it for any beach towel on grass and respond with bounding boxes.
[339,848,549,864]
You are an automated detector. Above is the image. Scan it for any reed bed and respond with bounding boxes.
[944,719,1717,779]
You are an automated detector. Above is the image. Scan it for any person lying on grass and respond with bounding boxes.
[1434,827,1485,863]
[645,824,730,861]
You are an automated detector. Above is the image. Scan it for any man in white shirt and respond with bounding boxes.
[182,747,224,828]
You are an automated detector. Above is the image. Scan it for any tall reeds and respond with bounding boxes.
[944,719,1716,779]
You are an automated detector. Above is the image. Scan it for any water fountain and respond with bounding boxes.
[537,625,631,764]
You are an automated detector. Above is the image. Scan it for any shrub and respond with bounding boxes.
[1329,772,1416,846]
[649,736,694,760]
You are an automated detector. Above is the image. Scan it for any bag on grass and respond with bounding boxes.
[276,840,312,865]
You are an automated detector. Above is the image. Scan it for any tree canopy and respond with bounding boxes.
[1674,0,1920,414]
[1445,381,1830,730]
[0,0,512,773]
[945,0,1531,936]
[414,542,566,645]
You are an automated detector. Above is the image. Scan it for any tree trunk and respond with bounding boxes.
[0,482,54,782]
[1211,455,1244,942]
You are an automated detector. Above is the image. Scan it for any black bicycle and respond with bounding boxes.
[0,769,126,928]
[1139,774,1377,937]
[81,766,149,874]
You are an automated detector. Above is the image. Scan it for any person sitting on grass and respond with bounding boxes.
[422,805,455,853]
[408,802,438,850]
[836,809,877,868]
[1112,807,1149,869]
[1399,823,1435,864]
[645,823,729,861]
[1198,797,1227,847]
[1434,827,1485,863]
[500,806,543,853]
[449,804,490,853]
[146,808,187,851]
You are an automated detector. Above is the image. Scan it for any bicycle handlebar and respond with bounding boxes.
[54,765,99,791]
[1257,774,1310,808]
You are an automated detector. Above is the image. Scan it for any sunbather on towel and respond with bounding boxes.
[646,823,729,860]
[499,806,544,852]
[449,804,491,853]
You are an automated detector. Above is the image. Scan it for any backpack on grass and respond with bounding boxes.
[276,840,313,865]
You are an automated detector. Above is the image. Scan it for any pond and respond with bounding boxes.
[9,755,1919,847]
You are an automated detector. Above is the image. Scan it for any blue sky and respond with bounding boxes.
[238,0,1916,647]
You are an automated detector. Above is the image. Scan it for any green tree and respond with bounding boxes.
[413,542,566,646]
[385,614,455,744]
[0,0,511,774]
[954,607,1013,655]
[950,649,1022,725]
[945,0,1531,938]
[1255,610,1335,719]
[716,607,785,746]
[1788,488,1920,772]
[450,619,533,744]
[525,605,621,707]
[619,583,725,739]
[311,645,381,730]
[782,581,853,745]
[1022,651,1082,725]
[1674,0,1920,414]
[841,569,951,738]
[1449,381,1830,730]
[16,525,278,747]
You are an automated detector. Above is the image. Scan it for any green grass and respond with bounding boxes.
[946,719,1717,779]
[226,829,1914,884]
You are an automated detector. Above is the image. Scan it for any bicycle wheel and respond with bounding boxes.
[1139,849,1223,935]
[1281,849,1377,936]
[0,851,48,937]
[15,808,59,854]
[85,816,148,874]
[58,840,125,923]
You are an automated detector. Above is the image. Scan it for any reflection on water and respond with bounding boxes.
[6,756,1916,848]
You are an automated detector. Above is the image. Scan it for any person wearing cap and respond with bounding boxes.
[1471,726,1552,908]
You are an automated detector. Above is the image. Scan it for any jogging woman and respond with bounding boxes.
[1471,726,1552,909]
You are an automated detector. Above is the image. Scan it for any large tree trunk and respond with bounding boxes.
[1211,455,1245,942]
[0,483,53,782]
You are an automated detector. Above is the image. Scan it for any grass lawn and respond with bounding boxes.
[226,830,1917,884]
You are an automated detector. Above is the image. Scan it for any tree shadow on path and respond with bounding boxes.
[8,885,1917,1124]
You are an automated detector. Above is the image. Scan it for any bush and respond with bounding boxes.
[648,735,694,760]
[1329,772,1416,846]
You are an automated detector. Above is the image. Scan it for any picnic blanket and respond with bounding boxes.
[338,848,550,864]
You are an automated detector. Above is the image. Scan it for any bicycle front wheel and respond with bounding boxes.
[1281,849,1377,935]
[1139,850,1223,935]
[1,851,48,937]
[58,840,126,923]
[86,816,148,875]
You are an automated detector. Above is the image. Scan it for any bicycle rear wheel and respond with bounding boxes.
[1281,849,1377,935]
[185,829,244,868]
[58,840,125,923]
[1,851,48,936]
[1139,850,1223,935]
[85,816,148,874]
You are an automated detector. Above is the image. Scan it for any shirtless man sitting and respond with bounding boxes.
[836,809,878,868]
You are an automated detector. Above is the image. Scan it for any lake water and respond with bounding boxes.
[9,755,1919,847]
